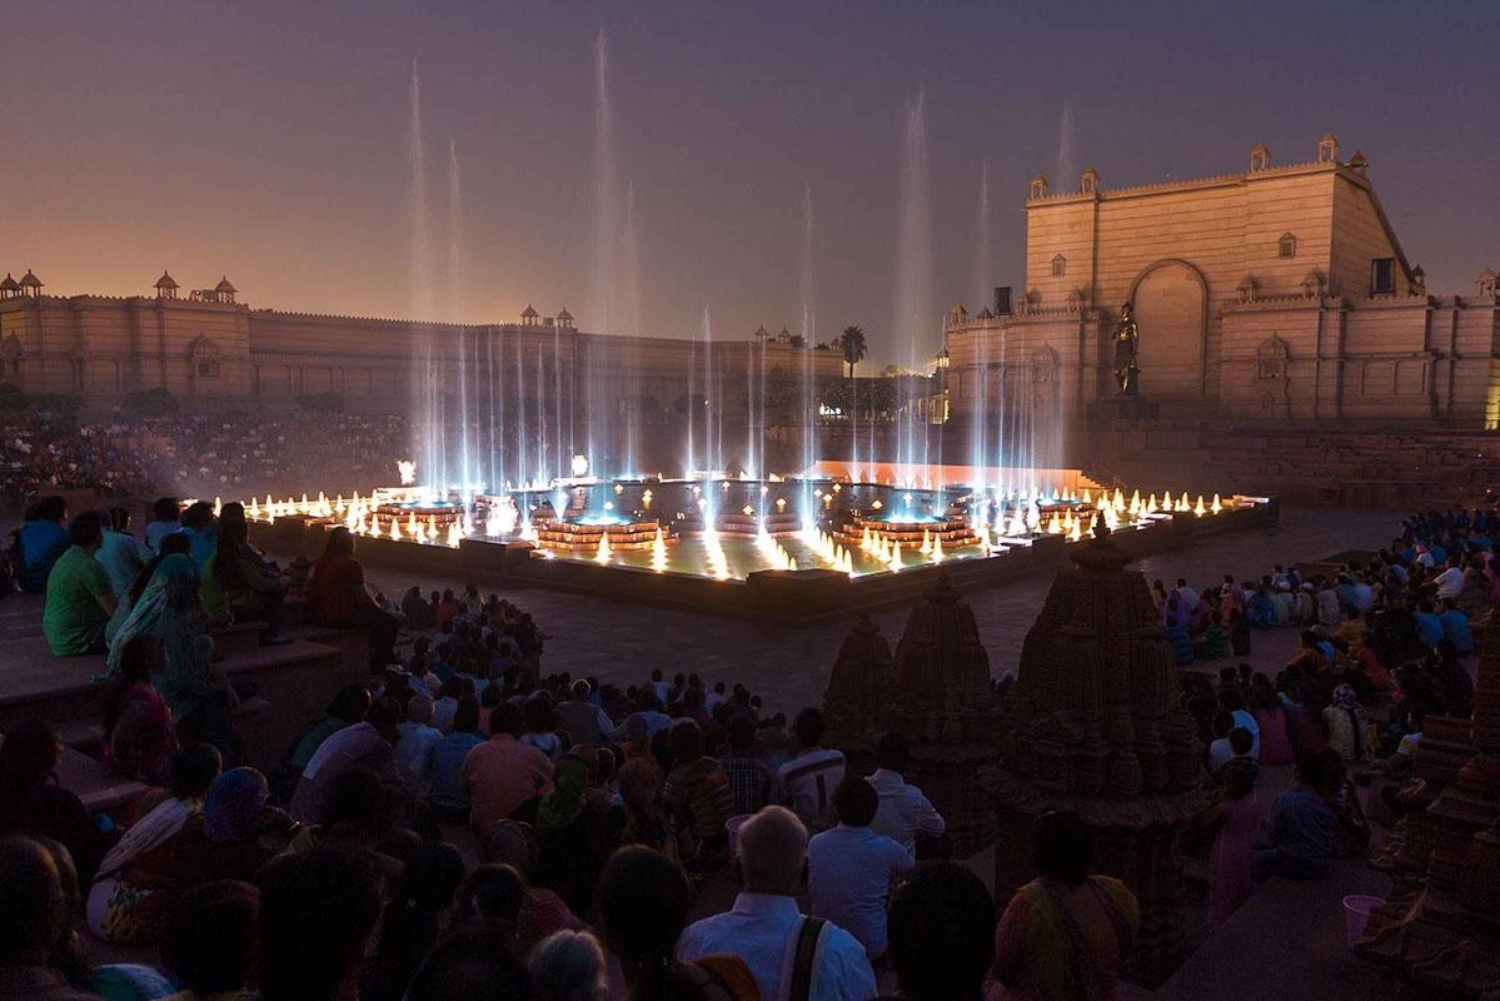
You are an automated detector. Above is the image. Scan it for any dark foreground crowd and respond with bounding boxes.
[2,492,1495,1000]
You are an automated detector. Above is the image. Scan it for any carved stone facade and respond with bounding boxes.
[946,135,1500,427]
[1357,599,1500,997]
[0,277,842,416]
[993,526,1204,986]
[820,573,1002,858]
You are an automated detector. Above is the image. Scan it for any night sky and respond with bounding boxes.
[5,0,1497,365]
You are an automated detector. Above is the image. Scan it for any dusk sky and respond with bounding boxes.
[5,0,1498,364]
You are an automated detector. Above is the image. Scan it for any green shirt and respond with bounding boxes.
[43,545,114,655]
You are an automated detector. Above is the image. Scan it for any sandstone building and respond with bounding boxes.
[0,274,841,424]
[945,134,1500,428]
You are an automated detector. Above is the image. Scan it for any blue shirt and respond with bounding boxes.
[394,722,443,786]
[144,520,180,553]
[96,529,146,600]
[180,524,219,572]
[427,730,486,810]
[1440,609,1474,653]
[1414,611,1445,649]
[1269,786,1337,873]
[808,825,915,958]
[18,520,69,591]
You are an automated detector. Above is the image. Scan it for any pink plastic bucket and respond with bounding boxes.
[726,814,754,858]
[1342,894,1384,948]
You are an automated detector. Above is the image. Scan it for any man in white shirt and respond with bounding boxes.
[678,805,876,1001]
[866,731,946,855]
[808,778,914,959]
[1174,578,1198,611]
[774,708,846,827]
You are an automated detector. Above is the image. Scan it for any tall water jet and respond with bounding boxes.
[447,139,471,491]
[970,162,991,491]
[408,60,443,492]
[799,182,817,521]
[893,85,933,485]
[1055,98,1077,193]
[622,181,642,473]
[587,26,621,477]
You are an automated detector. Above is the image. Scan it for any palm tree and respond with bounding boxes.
[838,325,867,380]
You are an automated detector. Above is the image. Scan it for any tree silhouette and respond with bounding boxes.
[838,325,867,380]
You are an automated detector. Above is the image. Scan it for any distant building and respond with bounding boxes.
[0,278,841,415]
[947,135,1500,427]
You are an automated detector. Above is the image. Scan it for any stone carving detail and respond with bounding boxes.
[993,526,1204,986]
[821,614,892,748]
[820,573,1001,857]
[1357,599,1500,996]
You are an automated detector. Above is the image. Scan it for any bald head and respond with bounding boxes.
[738,806,808,896]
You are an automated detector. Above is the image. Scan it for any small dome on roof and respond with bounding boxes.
[0,274,18,292]
[214,276,237,294]
[556,307,573,322]
[19,270,42,288]
[155,271,179,290]
[521,304,539,318]
[777,327,791,338]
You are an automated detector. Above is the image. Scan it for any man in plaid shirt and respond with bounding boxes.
[719,713,771,816]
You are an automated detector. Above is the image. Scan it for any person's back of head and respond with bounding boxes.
[737,805,808,896]
[528,930,607,1001]
[0,717,61,785]
[570,679,591,703]
[405,925,532,1001]
[491,701,526,738]
[876,731,911,772]
[651,669,663,683]
[169,742,224,801]
[407,694,435,727]
[324,768,392,836]
[108,506,131,533]
[366,696,401,739]
[452,696,482,735]
[726,713,756,753]
[67,510,105,549]
[1211,710,1234,739]
[524,694,556,735]
[669,720,704,764]
[833,776,878,828]
[160,880,259,997]
[37,495,67,524]
[257,847,382,1001]
[1034,811,1093,885]
[1228,726,1254,757]
[330,683,372,723]
[0,835,69,968]
[887,862,996,1001]
[793,706,825,749]
[597,846,692,988]
[181,500,214,531]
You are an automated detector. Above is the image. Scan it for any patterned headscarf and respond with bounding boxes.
[203,767,269,843]
[102,554,201,678]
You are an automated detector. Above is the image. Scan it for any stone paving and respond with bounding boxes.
[365,506,1400,716]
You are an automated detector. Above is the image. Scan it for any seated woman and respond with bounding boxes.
[307,527,400,671]
[109,552,240,765]
[86,766,287,945]
[613,757,693,863]
[101,634,178,786]
[107,532,192,646]
[201,512,288,643]
[0,718,111,890]
[85,743,223,944]
[986,811,1139,1001]
[532,752,617,917]
[471,821,584,959]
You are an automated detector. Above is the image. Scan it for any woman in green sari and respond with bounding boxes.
[533,752,616,918]
[105,552,238,764]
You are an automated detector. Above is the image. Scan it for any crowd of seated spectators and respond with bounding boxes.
[1,411,405,502]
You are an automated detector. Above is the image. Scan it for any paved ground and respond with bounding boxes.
[364,505,1400,716]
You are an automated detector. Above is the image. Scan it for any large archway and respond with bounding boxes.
[1128,259,1208,398]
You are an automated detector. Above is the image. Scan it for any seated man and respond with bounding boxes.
[17,496,69,594]
[677,805,875,1001]
[774,707,846,828]
[808,778,914,960]
[1255,752,1338,882]
[866,731,946,856]
[43,512,116,656]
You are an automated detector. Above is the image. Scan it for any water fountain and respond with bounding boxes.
[893,86,933,488]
